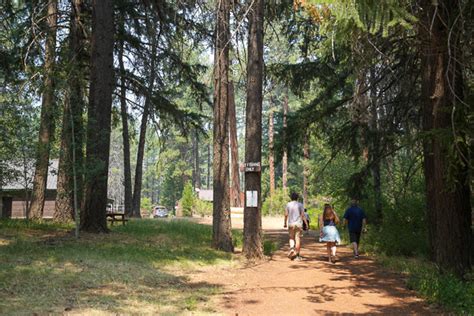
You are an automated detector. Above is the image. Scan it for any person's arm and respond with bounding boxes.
[333,211,340,225]
[343,209,349,228]
[318,215,323,237]
[361,210,367,232]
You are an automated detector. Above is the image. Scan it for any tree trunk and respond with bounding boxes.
[55,0,85,223]
[212,0,233,252]
[282,92,289,192]
[132,20,158,219]
[229,81,241,207]
[30,0,58,220]
[193,130,201,189]
[268,109,275,196]
[243,0,264,260]
[81,0,115,233]
[192,132,197,188]
[303,131,309,206]
[195,133,201,189]
[369,68,382,223]
[420,0,472,277]
[207,142,211,189]
[118,19,133,218]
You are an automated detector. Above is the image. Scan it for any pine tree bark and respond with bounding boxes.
[243,0,264,259]
[207,142,211,189]
[192,132,197,188]
[369,68,382,223]
[303,131,309,206]
[30,0,58,220]
[132,20,158,219]
[55,0,85,223]
[118,17,133,218]
[282,92,289,192]
[81,0,114,233]
[212,0,233,252]
[192,130,202,189]
[420,0,472,277]
[268,109,275,196]
[229,81,241,207]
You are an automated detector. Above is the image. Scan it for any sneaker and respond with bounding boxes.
[354,254,359,259]
[288,248,296,260]
[295,255,303,261]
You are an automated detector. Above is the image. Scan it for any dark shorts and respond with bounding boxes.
[349,232,361,244]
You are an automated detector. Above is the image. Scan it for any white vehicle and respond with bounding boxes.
[152,205,168,218]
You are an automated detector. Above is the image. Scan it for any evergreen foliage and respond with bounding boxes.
[181,181,194,217]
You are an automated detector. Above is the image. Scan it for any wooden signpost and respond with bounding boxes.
[240,162,261,173]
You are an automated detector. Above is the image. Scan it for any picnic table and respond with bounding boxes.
[106,212,128,226]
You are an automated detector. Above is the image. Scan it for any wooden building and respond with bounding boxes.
[0,160,58,218]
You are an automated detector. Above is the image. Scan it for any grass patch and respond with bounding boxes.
[263,239,278,256]
[377,255,474,314]
[0,218,241,315]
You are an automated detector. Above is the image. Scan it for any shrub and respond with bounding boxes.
[263,240,278,256]
[141,197,152,215]
[379,256,474,314]
[262,188,289,216]
[194,199,212,217]
[305,207,323,230]
[181,182,194,217]
[362,195,428,257]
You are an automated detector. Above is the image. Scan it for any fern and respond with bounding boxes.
[294,0,417,37]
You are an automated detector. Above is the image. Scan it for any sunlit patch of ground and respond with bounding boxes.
[0,218,235,314]
[0,238,11,246]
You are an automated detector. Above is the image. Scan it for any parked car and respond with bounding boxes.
[152,205,168,218]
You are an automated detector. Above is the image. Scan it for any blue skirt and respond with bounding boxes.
[319,225,341,244]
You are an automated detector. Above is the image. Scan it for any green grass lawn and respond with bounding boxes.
[0,218,243,315]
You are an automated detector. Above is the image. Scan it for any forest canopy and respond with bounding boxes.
[0,0,472,277]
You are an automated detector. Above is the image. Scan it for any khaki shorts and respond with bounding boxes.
[288,225,302,240]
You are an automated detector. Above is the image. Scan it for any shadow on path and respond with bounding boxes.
[213,227,438,315]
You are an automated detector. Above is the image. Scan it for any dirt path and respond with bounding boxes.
[190,217,435,315]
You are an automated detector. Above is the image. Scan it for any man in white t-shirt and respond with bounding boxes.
[284,192,308,261]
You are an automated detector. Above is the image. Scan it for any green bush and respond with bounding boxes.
[361,195,428,257]
[141,197,152,215]
[180,182,194,217]
[305,207,323,230]
[194,199,212,217]
[262,188,289,216]
[263,240,278,256]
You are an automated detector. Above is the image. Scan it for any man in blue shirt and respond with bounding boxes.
[343,199,367,258]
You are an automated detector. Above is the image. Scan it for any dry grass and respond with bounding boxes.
[0,218,241,315]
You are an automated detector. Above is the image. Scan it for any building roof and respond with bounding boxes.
[198,189,213,201]
[1,159,58,191]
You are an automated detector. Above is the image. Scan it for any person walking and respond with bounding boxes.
[302,208,310,231]
[319,204,341,263]
[343,199,367,258]
[284,192,308,261]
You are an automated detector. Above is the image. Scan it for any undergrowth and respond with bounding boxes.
[377,256,474,314]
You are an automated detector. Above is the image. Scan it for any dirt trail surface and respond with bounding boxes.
[190,217,435,315]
